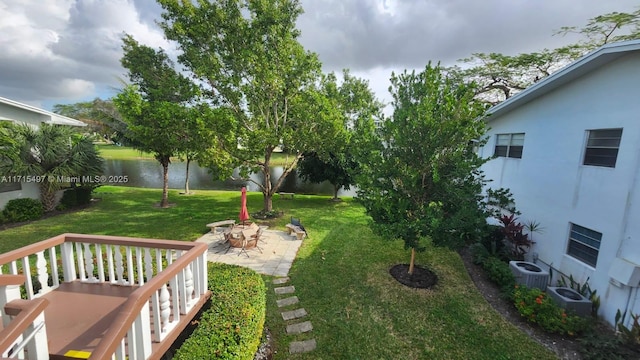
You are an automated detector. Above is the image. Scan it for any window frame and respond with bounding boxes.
[494,133,525,159]
[566,223,602,268]
[583,128,623,168]
[0,182,22,193]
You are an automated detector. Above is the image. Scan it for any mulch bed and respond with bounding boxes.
[389,263,438,289]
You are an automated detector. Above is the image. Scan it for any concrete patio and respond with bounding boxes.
[195,228,303,277]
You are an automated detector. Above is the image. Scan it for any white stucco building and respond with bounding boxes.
[0,96,86,209]
[479,39,640,327]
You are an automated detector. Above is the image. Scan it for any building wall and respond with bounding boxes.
[479,52,640,326]
[0,102,57,210]
[0,183,41,210]
[0,102,50,126]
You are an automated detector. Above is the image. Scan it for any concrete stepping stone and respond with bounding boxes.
[281,308,307,321]
[286,321,313,335]
[274,285,295,295]
[290,339,317,354]
[276,296,299,308]
[273,277,289,285]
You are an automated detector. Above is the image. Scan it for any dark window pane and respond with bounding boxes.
[568,240,599,267]
[508,146,523,158]
[584,148,619,167]
[587,138,622,147]
[0,182,21,193]
[494,146,508,157]
[590,129,623,140]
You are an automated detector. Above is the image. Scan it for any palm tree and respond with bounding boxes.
[0,122,104,211]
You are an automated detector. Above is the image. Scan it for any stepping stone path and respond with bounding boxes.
[273,277,317,355]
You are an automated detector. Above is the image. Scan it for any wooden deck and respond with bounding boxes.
[38,282,210,359]
[0,234,211,360]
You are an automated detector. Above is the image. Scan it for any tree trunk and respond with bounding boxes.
[184,157,191,195]
[160,158,170,208]
[408,248,416,275]
[263,165,272,212]
[39,181,57,212]
[333,184,339,200]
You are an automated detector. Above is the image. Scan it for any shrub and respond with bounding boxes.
[513,285,589,336]
[479,224,507,259]
[59,186,95,210]
[75,186,94,205]
[2,198,44,223]
[482,256,515,291]
[469,242,490,265]
[578,328,640,360]
[59,188,79,209]
[174,263,266,360]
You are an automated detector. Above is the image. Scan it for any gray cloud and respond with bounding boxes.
[0,0,638,108]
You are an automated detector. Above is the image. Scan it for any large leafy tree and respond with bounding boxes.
[0,122,104,211]
[115,35,200,208]
[452,9,640,105]
[53,99,129,145]
[356,64,488,275]
[158,0,344,212]
[297,71,383,200]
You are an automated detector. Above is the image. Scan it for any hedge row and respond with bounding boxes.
[174,263,266,360]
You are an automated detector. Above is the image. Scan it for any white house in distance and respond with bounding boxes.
[0,96,86,209]
[479,39,640,327]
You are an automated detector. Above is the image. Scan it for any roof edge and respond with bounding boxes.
[486,39,640,120]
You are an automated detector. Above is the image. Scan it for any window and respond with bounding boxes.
[494,133,524,158]
[0,182,21,193]
[567,223,601,267]
[583,128,622,168]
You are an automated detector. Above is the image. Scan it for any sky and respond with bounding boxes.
[0,0,638,112]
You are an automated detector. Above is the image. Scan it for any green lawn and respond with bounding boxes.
[97,143,295,166]
[0,186,556,359]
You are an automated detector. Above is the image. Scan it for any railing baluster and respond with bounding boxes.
[184,263,194,309]
[132,305,152,358]
[159,283,171,332]
[22,256,34,299]
[136,247,144,286]
[155,249,163,273]
[36,251,50,295]
[49,247,60,287]
[96,244,105,283]
[170,274,180,323]
[144,248,153,282]
[84,243,97,282]
[126,246,134,286]
[75,242,86,281]
[127,323,137,360]
[10,261,18,275]
[115,245,126,285]
[151,290,161,342]
[60,242,76,282]
[107,245,115,284]
[113,338,126,360]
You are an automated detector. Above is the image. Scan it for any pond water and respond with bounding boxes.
[103,159,357,197]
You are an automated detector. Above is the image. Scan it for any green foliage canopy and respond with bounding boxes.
[157,0,345,211]
[356,64,489,271]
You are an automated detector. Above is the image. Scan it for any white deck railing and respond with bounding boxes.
[0,233,209,360]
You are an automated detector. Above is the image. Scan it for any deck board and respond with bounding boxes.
[41,282,136,356]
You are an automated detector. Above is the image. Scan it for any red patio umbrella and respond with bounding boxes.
[239,186,250,226]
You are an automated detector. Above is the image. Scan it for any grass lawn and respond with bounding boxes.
[97,143,295,166]
[0,186,556,359]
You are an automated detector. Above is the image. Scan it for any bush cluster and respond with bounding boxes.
[482,256,515,292]
[2,198,44,223]
[174,263,266,360]
[58,186,94,210]
[513,285,589,336]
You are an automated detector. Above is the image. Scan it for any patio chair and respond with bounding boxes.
[216,231,233,254]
